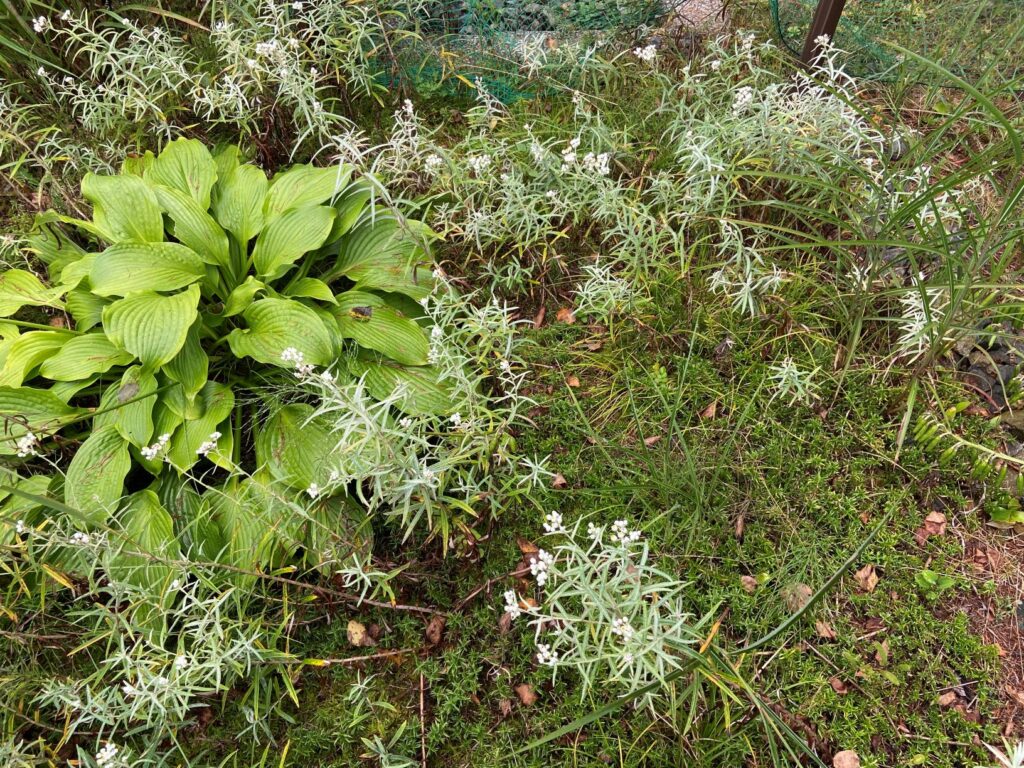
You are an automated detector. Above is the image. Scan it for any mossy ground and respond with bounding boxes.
[189,273,1017,767]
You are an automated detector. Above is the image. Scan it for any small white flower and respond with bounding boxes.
[15,431,38,457]
[292,1,304,9]
[154,675,169,686]
[425,154,444,173]
[543,511,565,534]
[96,742,120,768]
[141,433,171,461]
[536,643,558,666]
[609,519,641,545]
[586,522,602,543]
[467,154,492,174]
[499,359,512,373]
[530,549,554,586]
[120,681,137,697]
[306,482,322,500]
[196,431,221,457]
[174,654,189,670]
[60,10,72,21]
[71,531,91,546]
[431,325,444,341]
[732,85,755,115]
[633,43,656,63]
[281,347,303,363]
[503,589,521,619]
[450,412,462,428]
[611,616,635,643]
[710,59,722,71]
[320,369,335,384]
[32,16,48,33]
[15,520,27,535]
[399,417,413,428]
[255,40,279,57]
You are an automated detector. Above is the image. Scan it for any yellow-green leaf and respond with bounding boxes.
[38,333,134,381]
[102,285,200,368]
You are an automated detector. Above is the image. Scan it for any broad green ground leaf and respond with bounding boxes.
[120,151,154,177]
[264,163,352,221]
[255,403,335,490]
[252,205,335,280]
[332,216,434,299]
[326,180,372,243]
[0,385,83,455]
[0,475,51,547]
[0,269,66,317]
[93,366,158,446]
[333,290,429,366]
[348,357,453,415]
[212,145,241,180]
[284,277,336,303]
[66,290,108,331]
[164,322,208,402]
[226,298,333,367]
[146,138,217,209]
[51,377,98,403]
[59,255,95,291]
[211,163,268,246]
[102,285,200,368]
[90,242,206,297]
[39,333,134,381]
[0,330,75,387]
[65,425,130,525]
[205,479,277,583]
[166,380,234,471]
[82,173,164,243]
[152,185,231,269]
[26,211,87,280]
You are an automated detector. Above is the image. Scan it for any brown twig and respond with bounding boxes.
[419,672,428,767]
[452,564,530,613]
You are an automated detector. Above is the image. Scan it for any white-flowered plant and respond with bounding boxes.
[504,517,700,702]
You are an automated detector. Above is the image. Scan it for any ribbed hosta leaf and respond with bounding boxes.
[165,380,234,471]
[348,357,453,415]
[211,163,267,246]
[102,285,200,368]
[223,275,266,317]
[152,185,230,269]
[82,173,164,243]
[333,290,429,366]
[252,205,335,280]
[264,163,352,221]
[66,290,108,331]
[93,366,158,446]
[38,333,134,382]
[0,330,75,387]
[0,269,65,317]
[107,489,181,597]
[89,242,206,297]
[164,321,208,402]
[332,216,434,299]
[0,385,83,455]
[255,403,335,490]
[227,298,333,367]
[145,137,217,209]
[65,425,130,525]
[283,277,336,303]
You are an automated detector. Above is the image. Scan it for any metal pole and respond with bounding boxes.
[800,0,848,64]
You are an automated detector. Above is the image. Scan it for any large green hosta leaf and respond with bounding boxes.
[0,330,75,386]
[333,291,429,366]
[165,380,234,471]
[0,269,65,317]
[164,321,208,403]
[102,285,200,368]
[93,366,159,446]
[252,205,335,280]
[82,173,164,244]
[212,163,268,246]
[332,216,434,299]
[89,242,206,297]
[226,298,333,367]
[348,356,452,416]
[255,403,335,490]
[151,185,231,270]
[264,163,352,221]
[0,386,83,456]
[38,333,134,381]
[66,290,108,331]
[145,137,217,209]
[304,494,372,574]
[108,489,181,596]
[65,425,131,525]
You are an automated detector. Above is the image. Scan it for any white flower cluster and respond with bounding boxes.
[70,531,92,546]
[542,511,565,534]
[96,742,122,768]
[581,151,611,177]
[633,44,657,63]
[609,519,641,545]
[141,432,171,461]
[503,589,522,619]
[536,643,559,666]
[32,15,49,33]
[467,154,492,175]
[196,431,221,457]
[560,136,581,171]
[732,85,755,115]
[529,548,554,586]
[610,616,635,643]
[281,346,315,377]
[15,431,38,457]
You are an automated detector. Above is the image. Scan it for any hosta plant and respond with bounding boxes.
[0,138,447,589]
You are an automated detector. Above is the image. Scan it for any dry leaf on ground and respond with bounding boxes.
[937,691,958,708]
[740,575,758,594]
[566,374,580,388]
[833,750,860,768]
[552,473,567,489]
[347,620,376,648]
[555,307,576,324]
[425,615,446,646]
[914,511,948,545]
[514,683,538,706]
[815,621,837,640]
[854,564,878,593]
[782,582,813,612]
[829,677,849,695]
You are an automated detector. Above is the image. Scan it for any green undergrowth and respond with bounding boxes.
[189,293,1006,767]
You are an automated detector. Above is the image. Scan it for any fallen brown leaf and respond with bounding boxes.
[425,615,446,646]
[833,750,860,768]
[551,473,567,489]
[347,619,376,648]
[584,340,603,351]
[734,514,745,541]
[516,538,539,555]
[643,435,662,447]
[782,582,813,612]
[498,611,512,635]
[914,511,948,546]
[514,683,538,706]
[740,575,758,594]
[498,698,513,717]
[532,306,546,328]
[555,307,576,324]
[829,677,849,695]
[815,621,837,640]
[854,564,879,593]
[566,374,580,388]
[699,400,718,420]
[937,691,957,708]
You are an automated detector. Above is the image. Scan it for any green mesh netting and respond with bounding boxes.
[770,0,1024,82]
[379,0,667,102]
